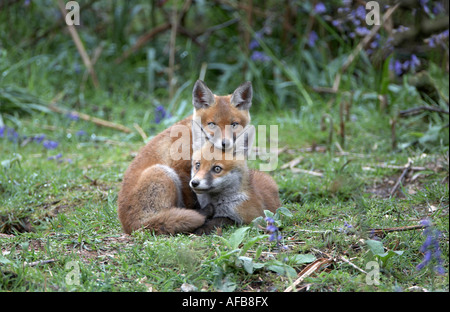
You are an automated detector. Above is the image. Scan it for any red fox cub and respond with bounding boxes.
[118,80,253,234]
[189,126,280,234]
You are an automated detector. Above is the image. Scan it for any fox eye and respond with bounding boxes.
[231,122,239,129]
[195,162,200,170]
[212,166,222,173]
[207,122,216,129]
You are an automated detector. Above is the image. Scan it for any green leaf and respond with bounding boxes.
[276,207,293,218]
[0,255,12,265]
[365,239,385,255]
[240,234,268,256]
[266,261,297,278]
[236,256,254,274]
[290,254,316,265]
[228,227,250,250]
[377,250,404,264]
[263,210,274,219]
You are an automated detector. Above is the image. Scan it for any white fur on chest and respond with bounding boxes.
[197,192,248,224]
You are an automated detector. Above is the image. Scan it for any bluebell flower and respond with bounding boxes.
[425,29,449,48]
[76,130,87,136]
[250,51,271,62]
[410,54,420,71]
[47,153,63,160]
[1,127,19,142]
[32,134,46,143]
[393,59,403,76]
[66,112,79,121]
[314,2,326,14]
[249,31,263,50]
[432,2,444,15]
[355,26,370,36]
[43,140,59,150]
[355,5,366,20]
[416,219,445,275]
[307,31,318,47]
[420,0,431,15]
[154,105,171,124]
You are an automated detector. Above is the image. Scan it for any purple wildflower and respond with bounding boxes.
[416,219,445,275]
[33,134,46,143]
[393,59,403,76]
[66,112,79,121]
[314,2,326,14]
[420,0,431,15]
[307,31,318,47]
[42,140,59,150]
[47,153,63,160]
[425,29,449,48]
[355,5,366,20]
[355,26,370,36]
[1,127,19,142]
[76,130,87,136]
[410,54,420,71]
[250,51,271,62]
[154,105,171,124]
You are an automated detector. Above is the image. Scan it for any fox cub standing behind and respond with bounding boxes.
[118,80,253,234]
[190,125,280,234]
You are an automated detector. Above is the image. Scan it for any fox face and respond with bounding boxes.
[190,146,245,195]
[192,80,252,150]
[190,125,255,196]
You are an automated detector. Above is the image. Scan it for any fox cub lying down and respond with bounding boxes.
[190,124,280,234]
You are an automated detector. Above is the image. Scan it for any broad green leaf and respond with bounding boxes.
[266,261,297,278]
[290,254,316,265]
[276,206,293,218]
[365,239,385,255]
[228,227,250,250]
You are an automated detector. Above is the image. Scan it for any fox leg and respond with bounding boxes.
[118,164,205,234]
[193,217,235,235]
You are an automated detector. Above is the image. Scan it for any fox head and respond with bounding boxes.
[192,80,252,150]
[190,125,255,196]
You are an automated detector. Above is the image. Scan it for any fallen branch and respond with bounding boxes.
[364,163,427,171]
[48,104,132,133]
[24,259,57,267]
[389,159,413,198]
[399,106,449,117]
[290,168,324,178]
[338,255,367,274]
[284,258,333,292]
[369,224,430,237]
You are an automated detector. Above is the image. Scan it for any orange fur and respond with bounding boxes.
[118,81,252,234]
[190,143,280,233]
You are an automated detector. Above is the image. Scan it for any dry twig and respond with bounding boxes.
[284,258,334,292]
[389,159,413,198]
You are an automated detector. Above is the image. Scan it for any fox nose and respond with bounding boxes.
[190,179,199,188]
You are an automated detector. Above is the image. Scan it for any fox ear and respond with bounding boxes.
[192,80,215,110]
[231,81,252,110]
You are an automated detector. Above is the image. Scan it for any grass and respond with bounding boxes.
[0,0,448,293]
[1,97,448,291]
